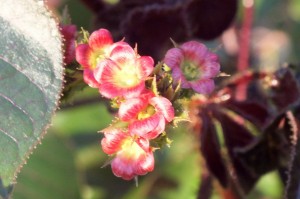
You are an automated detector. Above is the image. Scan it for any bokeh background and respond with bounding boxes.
[11,0,300,198]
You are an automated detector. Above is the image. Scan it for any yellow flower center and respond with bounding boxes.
[90,47,110,69]
[137,105,155,120]
[120,138,144,160]
[114,64,140,88]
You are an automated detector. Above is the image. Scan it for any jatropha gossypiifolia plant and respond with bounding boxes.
[59,1,300,197]
[2,0,300,198]
[70,25,300,197]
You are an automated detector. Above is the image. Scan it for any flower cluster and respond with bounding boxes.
[76,29,175,180]
[75,28,220,180]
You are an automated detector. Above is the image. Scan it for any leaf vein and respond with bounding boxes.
[0,93,34,126]
[0,56,49,107]
[0,127,19,146]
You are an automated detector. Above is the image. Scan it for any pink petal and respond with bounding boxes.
[129,114,164,139]
[94,59,117,84]
[109,41,131,53]
[201,59,220,79]
[138,90,156,100]
[109,44,136,66]
[134,151,154,175]
[75,44,92,68]
[181,81,191,89]
[119,97,148,121]
[88,28,113,51]
[136,56,154,78]
[190,79,215,94]
[121,83,146,99]
[181,41,208,64]
[110,137,153,180]
[93,59,122,98]
[150,96,175,122]
[135,137,150,152]
[101,129,128,155]
[144,115,165,140]
[99,82,123,99]
[163,48,184,69]
[111,157,135,180]
[207,51,219,62]
[171,67,190,88]
[83,69,100,88]
[100,82,145,99]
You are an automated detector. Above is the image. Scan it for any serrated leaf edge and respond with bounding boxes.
[11,0,65,185]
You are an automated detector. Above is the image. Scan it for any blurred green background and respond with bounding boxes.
[11,0,300,198]
[12,87,284,199]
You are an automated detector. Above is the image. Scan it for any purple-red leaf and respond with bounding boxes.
[79,0,105,13]
[223,100,271,128]
[270,68,300,113]
[121,5,188,60]
[199,110,228,188]
[184,0,238,40]
[213,110,257,193]
[83,0,239,60]
[235,112,296,188]
[195,68,300,194]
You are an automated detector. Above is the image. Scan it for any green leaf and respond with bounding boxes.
[0,0,63,186]
[52,103,113,136]
[12,133,81,199]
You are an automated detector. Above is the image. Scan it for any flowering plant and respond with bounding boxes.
[2,1,300,199]
[75,28,218,180]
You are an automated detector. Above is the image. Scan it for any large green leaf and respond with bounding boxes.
[0,0,63,187]
[12,133,81,199]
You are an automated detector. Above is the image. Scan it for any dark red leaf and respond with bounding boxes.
[284,113,300,199]
[79,0,105,13]
[212,110,257,193]
[195,68,300,193]
[121,4,188,60]
[270,68,300,113]
[184,0,238,40]
[223,100,271,128]
[223,68,300,115]
[199,109,228,188]
[85,0,238,61]
[213,110,254,147]
[197,173,212,199]
[235,112,295,188]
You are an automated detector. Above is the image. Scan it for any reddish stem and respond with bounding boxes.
[236,0,254,101]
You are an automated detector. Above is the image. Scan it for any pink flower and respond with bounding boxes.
[118,91,174,139]
[94,45,154,99]
[75,28,127,88]
[60,24,77,65]
[101,128,154,180]
[163,41,220,94]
